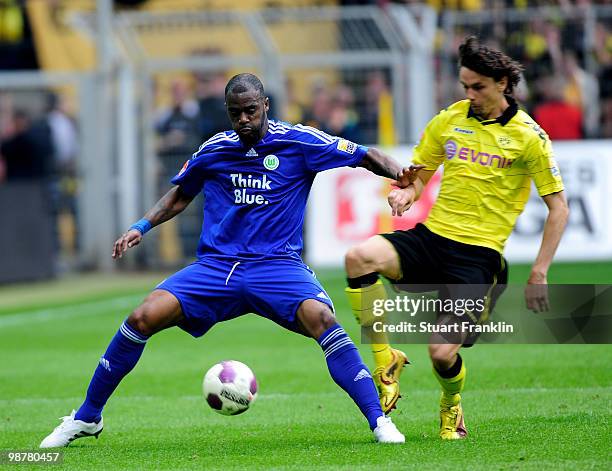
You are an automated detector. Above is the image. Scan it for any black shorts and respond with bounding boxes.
[381,223,508,346]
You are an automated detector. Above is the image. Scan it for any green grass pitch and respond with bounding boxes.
[0,262,610,470]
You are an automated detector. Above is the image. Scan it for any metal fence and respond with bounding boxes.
[3,3,611,276]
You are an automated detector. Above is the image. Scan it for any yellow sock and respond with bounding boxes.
[372,343,393,368]
[433,357,466,407]
[345,280,393,368]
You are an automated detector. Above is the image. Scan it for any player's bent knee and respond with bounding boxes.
[345,236,401,280]
[127,302,165,337]
[345,244,377,274]
[319,309,337,332]
[126,290,183,337]
[127,307,154,336]
[429,343,459,365]
[297,299,336,339]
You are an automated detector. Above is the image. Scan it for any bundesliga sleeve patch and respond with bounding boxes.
[337,139,357,154]
[178,160,189,176]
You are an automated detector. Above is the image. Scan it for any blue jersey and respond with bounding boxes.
[171,120,368,261]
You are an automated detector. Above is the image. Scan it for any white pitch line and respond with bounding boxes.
[0,295,143,329]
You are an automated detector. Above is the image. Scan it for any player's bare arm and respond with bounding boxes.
[358,148,423,188]
[525,190,569,312]
[388,168,435,216]
[112,186,195,259]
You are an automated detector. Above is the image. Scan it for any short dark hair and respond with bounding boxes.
[458,36,523,94]
[224,73,265,99]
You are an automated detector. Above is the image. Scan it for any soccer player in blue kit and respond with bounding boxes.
[40,74,416,447]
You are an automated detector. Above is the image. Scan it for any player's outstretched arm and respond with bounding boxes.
[112,186,195,259]
[358,148,424,188]
[524,190,569,312]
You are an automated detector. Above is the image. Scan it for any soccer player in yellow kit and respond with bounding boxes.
[344,36,569,438]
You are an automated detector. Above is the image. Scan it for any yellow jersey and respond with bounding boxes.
[411,98,564,254]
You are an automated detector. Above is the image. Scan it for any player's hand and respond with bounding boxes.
[112,229,143,259]
[391,164,425,188]
[525,272,549,313]
[388,187,416,217]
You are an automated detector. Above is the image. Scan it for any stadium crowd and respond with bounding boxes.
[151,4,612,144]
[0,0,611,266]
[431,3,612,139]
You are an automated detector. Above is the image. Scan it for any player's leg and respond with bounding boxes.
[344,235,408,413]
[428,246,506,440]
[428,285,475,440]
[295,299,404,443]
[429,338,467,440]
[41,259,242,448]
[75,290,184,421]
[40,290,184,448]
[245,259,403,443]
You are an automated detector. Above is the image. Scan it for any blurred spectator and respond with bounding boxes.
[601,95,612,138]
[0,94,14,182]
[0,108,54,180]
[600,66,612,138]
[521,19,555,84]
[154,78,202,262]
[357,70,391,144]
[283,78,304,124]
[594,21,612,67]
[45,92,79,257]
[322,85,362,142]
[303,81,332,130]
[0,93,13,139]
[595,22,612,138]
[46,93,78,174]
[155,78,200,156]
[559,52,600,138]
[546,20,600,138]
[533,76,583,140]
[193,71,228,141]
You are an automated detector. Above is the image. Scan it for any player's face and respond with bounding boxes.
[459,67,507,120]
[226,89,269,145]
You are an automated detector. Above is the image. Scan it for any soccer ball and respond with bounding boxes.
[202,360,258,416]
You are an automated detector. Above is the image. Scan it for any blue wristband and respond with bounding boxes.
[129,218,152,235]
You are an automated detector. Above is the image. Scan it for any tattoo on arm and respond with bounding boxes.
[143,187,194,227]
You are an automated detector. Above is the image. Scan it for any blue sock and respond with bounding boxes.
[318,324,383,430]
[75,320,149,423]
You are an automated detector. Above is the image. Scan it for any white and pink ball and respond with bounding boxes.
[202,360,258,416]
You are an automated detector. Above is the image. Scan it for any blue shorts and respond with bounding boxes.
[156,257,335,337]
